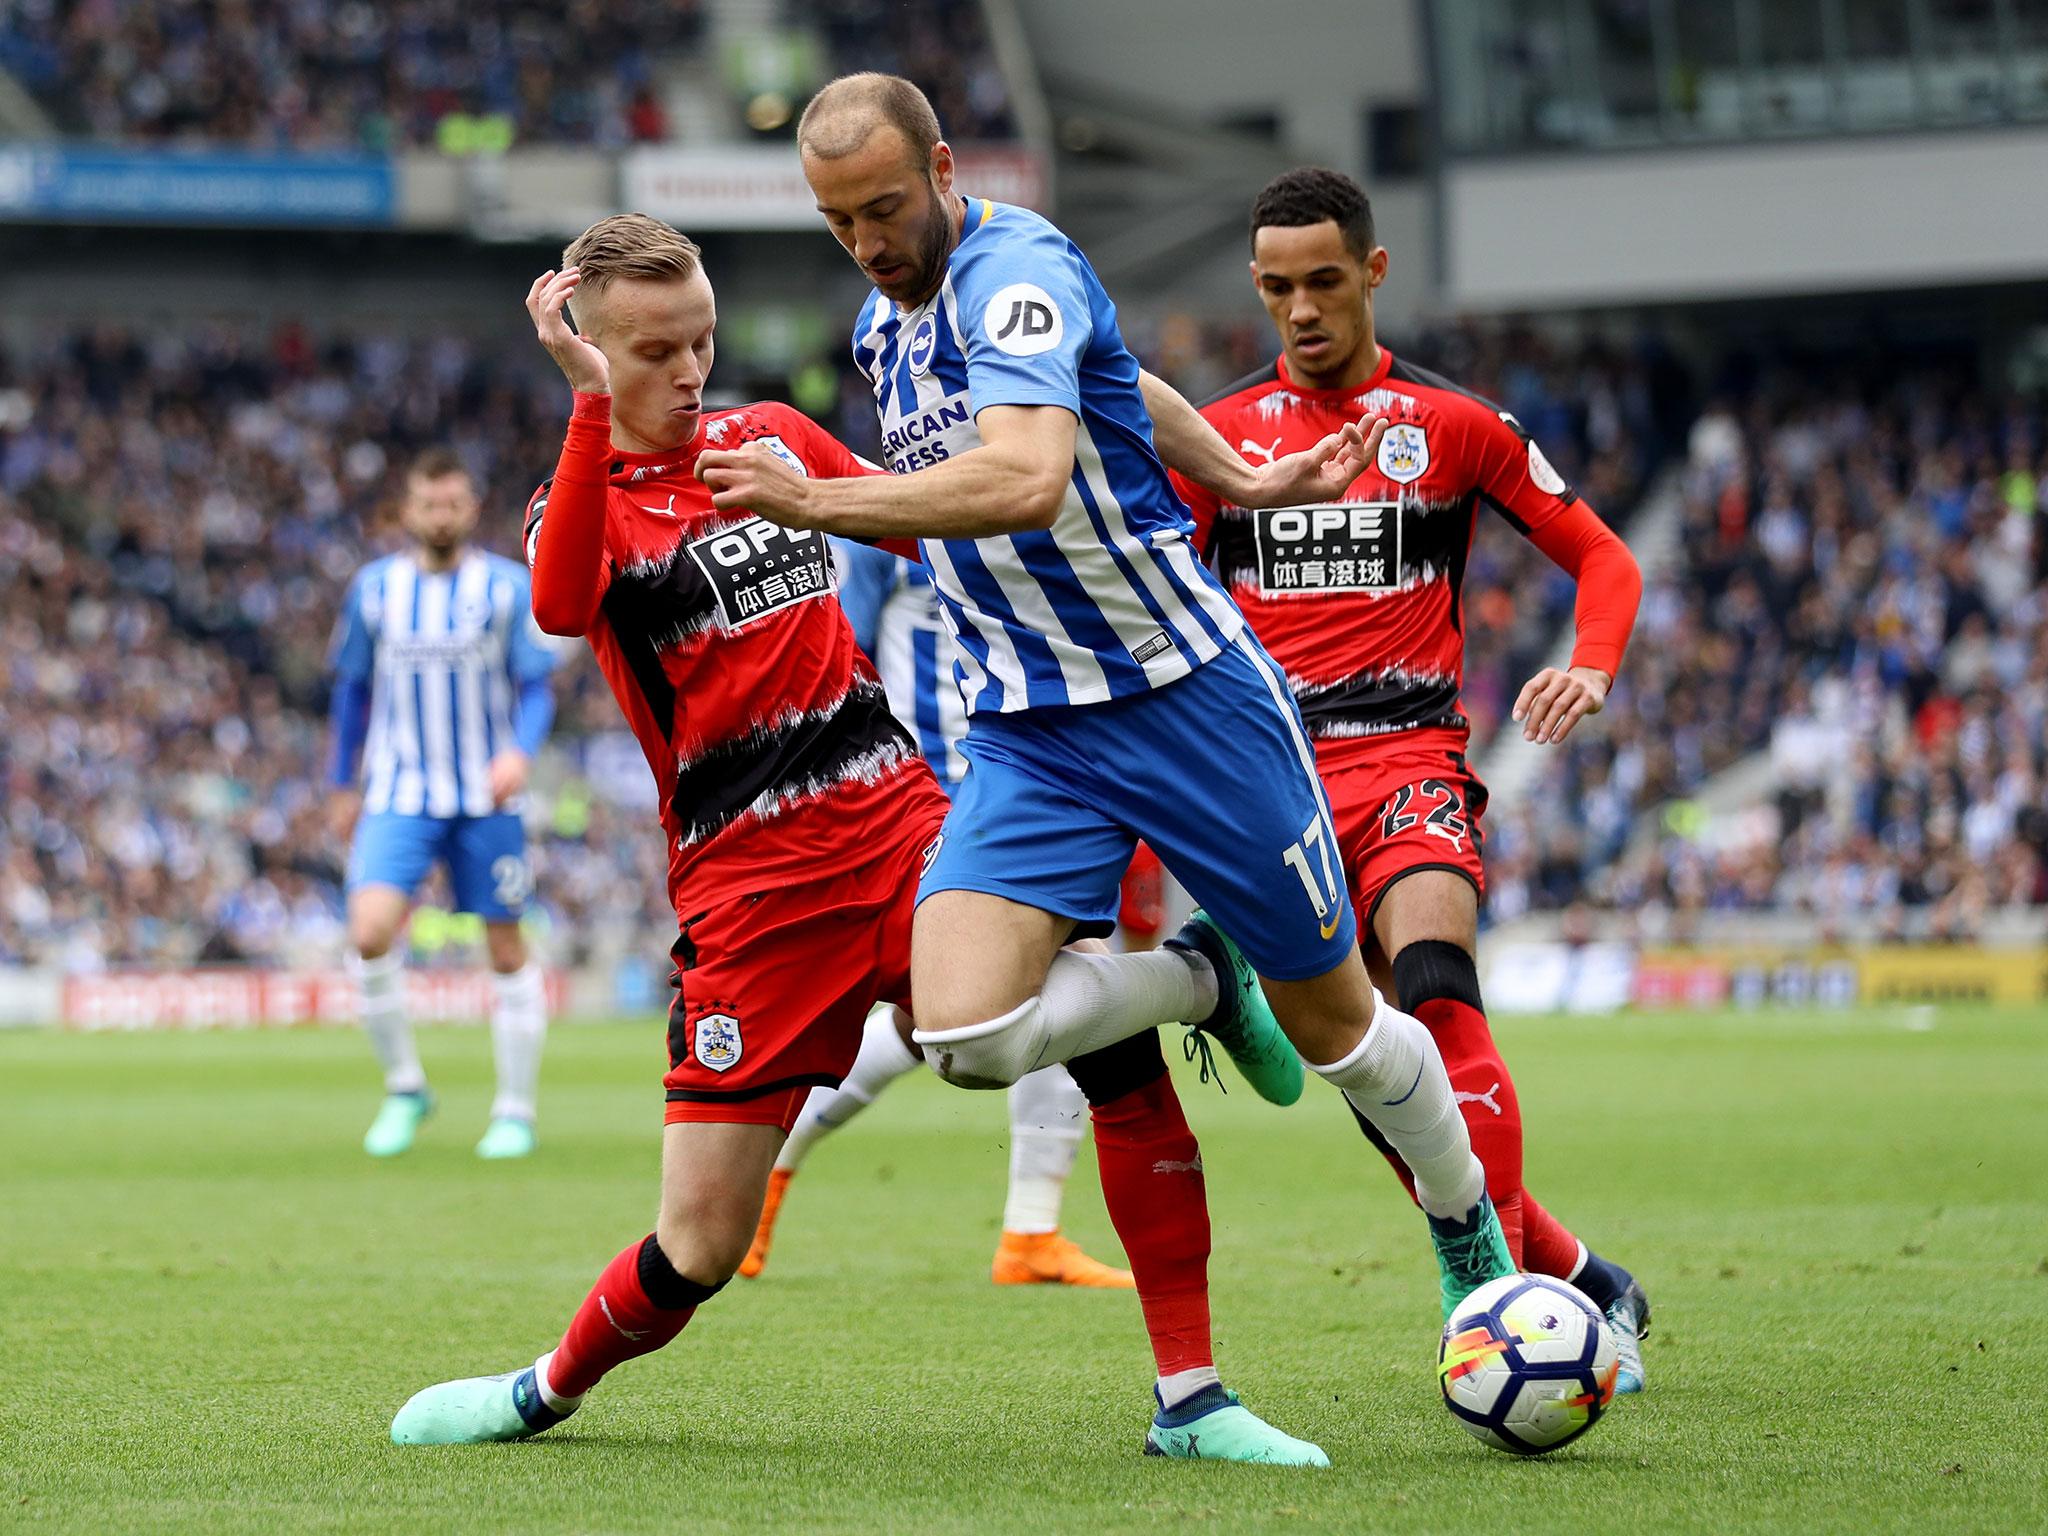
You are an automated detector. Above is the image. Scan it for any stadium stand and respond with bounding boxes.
[0,0,1021,151]
[1490,359,2048,935]
[795,0,1015,141]
[0,1,710,149]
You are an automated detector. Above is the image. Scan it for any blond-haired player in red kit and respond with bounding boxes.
[1172,168,1651,1391]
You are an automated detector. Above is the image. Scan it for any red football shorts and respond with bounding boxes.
[661,791,949,1127]
[1317,730,1490,939]
[1118,841,1167,941]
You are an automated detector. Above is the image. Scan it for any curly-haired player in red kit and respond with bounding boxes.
[1172,168,1652,1391]
[384,213,1343,1464]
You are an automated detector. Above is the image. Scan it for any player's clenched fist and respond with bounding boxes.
[1512,665,1610,745]
[696,444,816,526]
[525,267,610,395]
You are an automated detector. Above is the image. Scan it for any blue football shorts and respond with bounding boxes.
[917,632,1356,980]
[346,811,533,922]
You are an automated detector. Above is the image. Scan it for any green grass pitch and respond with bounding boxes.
[3,1005,2043,1534]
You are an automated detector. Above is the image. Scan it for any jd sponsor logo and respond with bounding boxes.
[982,283,1063,357]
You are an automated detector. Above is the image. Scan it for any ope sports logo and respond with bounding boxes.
[982,283,1063,356]
[907,313,938,376]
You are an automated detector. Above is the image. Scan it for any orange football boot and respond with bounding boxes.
[738,1167,794,1278]
[991,1229,1135,1288]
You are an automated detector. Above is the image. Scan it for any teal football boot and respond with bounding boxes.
[1144,1384,1329,1467]
[474,1116,536,1160]
[1165,912,1305,1106]
[363,1090,434,1158]
[391,1362,572,1445]
[1428,1191,1518,1320]
[1606,1277,1651,1394]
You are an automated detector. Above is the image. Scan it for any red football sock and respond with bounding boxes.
[547,1236,701,1400]
[1519,1193,1585,1282]
[1089,1072,1212,1378]
[1413,995,1527,1263]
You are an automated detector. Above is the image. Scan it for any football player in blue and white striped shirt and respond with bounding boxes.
[699,74,1523,1465]
[327,448,561,1162]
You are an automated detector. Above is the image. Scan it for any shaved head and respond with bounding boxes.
[797,72,941,168]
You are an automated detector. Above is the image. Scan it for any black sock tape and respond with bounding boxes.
[637,1232,727,1311]
[1065,1028,1168,1107]
[1391,939,1484,1014]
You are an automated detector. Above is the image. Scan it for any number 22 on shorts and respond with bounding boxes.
[1281,815,1345,940]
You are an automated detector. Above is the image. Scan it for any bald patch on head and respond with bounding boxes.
[798,71,940,168]
[802,105,893,161]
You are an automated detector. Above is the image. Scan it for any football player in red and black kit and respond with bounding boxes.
[1173,169,1652,1391]
[386,214,1325,1461]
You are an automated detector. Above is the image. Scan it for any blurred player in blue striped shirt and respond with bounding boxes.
[327,449,561,1161]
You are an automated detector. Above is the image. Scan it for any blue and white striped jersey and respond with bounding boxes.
[833,538,970,787]
[330,551,559,818]
[851,197,1243,715]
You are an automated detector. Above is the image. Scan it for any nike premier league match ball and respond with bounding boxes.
[1438,1274,1620,1455]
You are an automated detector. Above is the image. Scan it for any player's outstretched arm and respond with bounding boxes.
[1511,502,1643,745]
[697,404,1077,539]
[1138,368,1387,510]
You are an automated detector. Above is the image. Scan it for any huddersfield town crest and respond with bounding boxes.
[1378,422,1429,484]
[753,435,809,477]
[694,1013,742,1073]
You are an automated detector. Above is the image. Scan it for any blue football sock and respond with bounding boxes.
[1572,1247,1631,1311]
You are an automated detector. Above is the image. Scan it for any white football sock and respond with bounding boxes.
[1003,1065,1085,1233]
[915,948,1217,1086]
[1156,1366,1223,1411]
[775,1006,921,1173]
[353,950,424,1095]
[488,962,549,1122]
[1566,1240,1590,1283]
[1029,946,1217,1061]
[534,1349,584,1414]
[1310,990,1485,1220]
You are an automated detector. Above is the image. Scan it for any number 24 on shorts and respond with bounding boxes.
[1282,815,1345,939]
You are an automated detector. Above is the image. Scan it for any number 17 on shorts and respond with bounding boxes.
[1282,813,1347,942]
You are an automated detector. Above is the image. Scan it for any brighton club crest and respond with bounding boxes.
[1378,422,1429,484]
[694,1012,742,1073]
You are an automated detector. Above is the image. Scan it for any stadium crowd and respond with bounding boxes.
[1490,358,2048,936]
[0,0,1019,151]
[795,0,1015,142]
[0,0,707,151]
